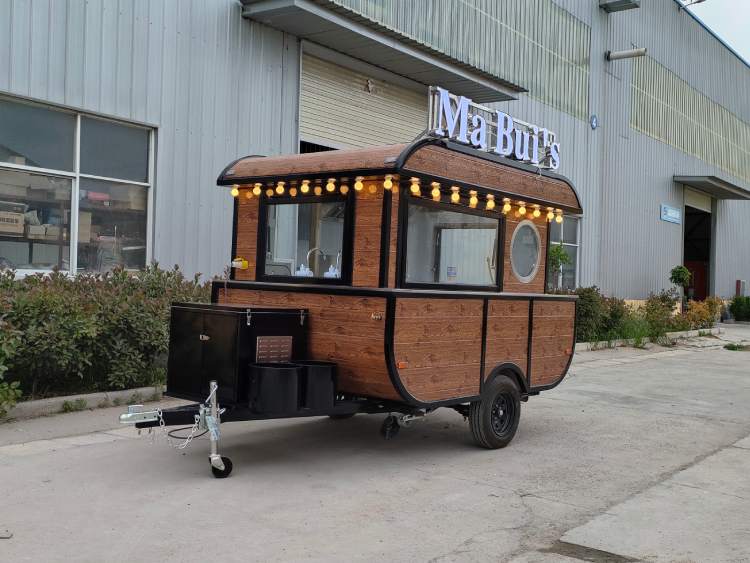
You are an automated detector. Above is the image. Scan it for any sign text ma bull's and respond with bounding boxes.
[428,86,561,170]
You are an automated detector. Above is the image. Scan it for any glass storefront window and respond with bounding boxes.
[405,202,499,286]
[80,117,149,182]
[264,201,346,279]
[547,216,580,291]
[0,169,71,270]
[0,95,152,275]
[0,98,76,171]
[77,178,148,273]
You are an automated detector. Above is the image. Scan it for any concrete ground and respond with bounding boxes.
[1,325,749,562]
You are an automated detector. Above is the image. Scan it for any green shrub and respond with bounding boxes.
[0,316,21,417]
[730,296,750,321]
[619,313,650,348]
[601,296,627,335]
[643,289,679,338]
[0,264,209,399]
[61,398,88,413]
[574,286,606,342]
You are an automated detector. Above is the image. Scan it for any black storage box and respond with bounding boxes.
[249,362,302,414]
[295,360,336,411]
[166,303,307,405]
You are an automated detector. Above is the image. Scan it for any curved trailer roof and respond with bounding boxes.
[217,138,583,215]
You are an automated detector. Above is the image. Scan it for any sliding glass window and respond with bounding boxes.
[0,96,153,274]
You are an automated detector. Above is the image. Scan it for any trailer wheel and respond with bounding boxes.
[469,375,520,449]
[380,415,400,439]
[211,456,233,478]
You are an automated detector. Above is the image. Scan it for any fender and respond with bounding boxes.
[484,362,529,396]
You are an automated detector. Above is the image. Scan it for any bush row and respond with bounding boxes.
[574,286,722,344]
[730,296,750,322]
[0,265,210,408]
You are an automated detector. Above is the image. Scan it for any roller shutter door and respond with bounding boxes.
[300,54,428,149]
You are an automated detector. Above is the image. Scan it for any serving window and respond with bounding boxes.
[258,195,352,283]
[403,198,501,289]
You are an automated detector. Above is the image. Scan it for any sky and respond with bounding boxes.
[683,0,750,64]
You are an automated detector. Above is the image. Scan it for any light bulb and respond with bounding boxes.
[340,184,349,195]
[326,178,336,192]
[253,183,262,196]
[518,203,526,215]
[275,181,285,195]
[354,176,364,191]
[383,175,393,190]
[431,182,441,201]
[502,199,511,214]
[289,187,297,197]
[245,190,253,199]
[555,212,563,224]
[546,208,555,221]
[469,190,478,208]
[486,194,495,210]
[265,188,274,197]
[450,186,460,204]
[300,180,310,194]
[533,205,541,218]
[314,185,322,196]
[230,185,239,197]
[409,178,420,195]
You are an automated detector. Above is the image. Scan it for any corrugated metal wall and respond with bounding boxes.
[319,0,591,120]
[0,0,299,278]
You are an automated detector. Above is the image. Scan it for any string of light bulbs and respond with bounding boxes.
[230,176,565,223]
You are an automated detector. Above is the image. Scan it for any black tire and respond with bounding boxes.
[469,375,521,449]
[328,413,356,420]
[211,456,233,478]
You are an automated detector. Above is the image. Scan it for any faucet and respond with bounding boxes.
[306,247,325,269]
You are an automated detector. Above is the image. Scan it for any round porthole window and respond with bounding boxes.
[510,220,540,283]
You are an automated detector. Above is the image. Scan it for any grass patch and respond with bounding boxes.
[724,343,750,351]
[60,398,88,413]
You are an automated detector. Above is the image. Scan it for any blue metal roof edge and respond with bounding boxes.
[672,0,750,70]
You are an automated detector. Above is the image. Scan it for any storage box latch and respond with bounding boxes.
[246,310,252,327]
[300,309,306,326]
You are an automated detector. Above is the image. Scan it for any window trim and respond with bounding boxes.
[399,194,504,292]
[255,192,355,285]
[0,95,154,275]
[510,219,542,284]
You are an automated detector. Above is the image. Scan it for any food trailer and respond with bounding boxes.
[121,89,582,478]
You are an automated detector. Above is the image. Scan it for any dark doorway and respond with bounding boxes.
[683,205,711,300]
[300,141,335,154]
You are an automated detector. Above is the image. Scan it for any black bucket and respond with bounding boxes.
[249,362,301,414]
[295,360,336,411]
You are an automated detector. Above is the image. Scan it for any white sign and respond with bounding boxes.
[428,86,561,170]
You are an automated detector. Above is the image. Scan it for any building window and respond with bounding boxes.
[547,216,579,291]
[404,200,500,287]
[510,220,541,283]
[0,96,153,274]
[262,199,347,279]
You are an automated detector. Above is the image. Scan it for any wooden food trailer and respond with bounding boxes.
[120,91,582,478]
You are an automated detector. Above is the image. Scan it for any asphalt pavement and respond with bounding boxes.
[1,325,749,562]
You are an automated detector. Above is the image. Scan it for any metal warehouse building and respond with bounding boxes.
[0,0,748,300]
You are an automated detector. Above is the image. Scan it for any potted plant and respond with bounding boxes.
[547,245,571,291]
[669,265,692,308]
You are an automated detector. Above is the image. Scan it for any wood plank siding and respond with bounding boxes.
[484,299,530,379]
[392,298,483,402]
[352,186,385,287]
[530,300,575,387]
[217,287,400,401]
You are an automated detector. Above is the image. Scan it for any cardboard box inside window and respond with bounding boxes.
[0,211,25,235]
[26,224,47,239]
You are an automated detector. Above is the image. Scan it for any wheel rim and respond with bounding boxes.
[490,393,514,437]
